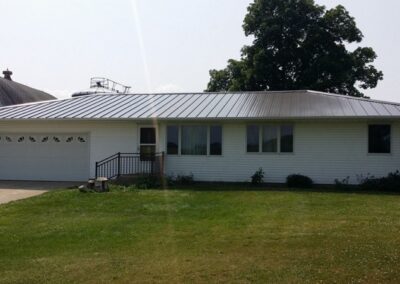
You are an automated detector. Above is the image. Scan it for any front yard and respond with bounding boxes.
[0,187,400,283]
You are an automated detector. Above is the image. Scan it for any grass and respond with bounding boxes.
[0,186,400,283]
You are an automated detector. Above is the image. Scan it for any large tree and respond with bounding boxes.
[206,0,383,97]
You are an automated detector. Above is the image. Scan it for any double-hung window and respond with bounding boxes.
[167,125,222,156]
[247,124,294,153]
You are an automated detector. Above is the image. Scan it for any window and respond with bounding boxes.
[262,126,278,152]
[210,126,222,155]
[247,124,294,153]
[247,125,259,152]
[369,125,391,153]
[280,125,294,153]
[181,126,207,155]
[167,126,179,155]
[140,127,156,161]
[140,128,156,144]
[166,125,222,156]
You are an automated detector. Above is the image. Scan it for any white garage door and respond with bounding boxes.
[0,133,89,181]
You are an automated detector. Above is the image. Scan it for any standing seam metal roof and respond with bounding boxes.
[0,90,399,120]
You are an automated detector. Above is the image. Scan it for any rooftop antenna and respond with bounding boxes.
[90,77,131,94]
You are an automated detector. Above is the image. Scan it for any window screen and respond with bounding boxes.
[167,126,179,155]
[247,125,259,152]
[262,126,278,152]
[210,126,222,155]
[280,125,294,153]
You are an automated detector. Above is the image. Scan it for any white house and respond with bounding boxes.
[0,90,398,185]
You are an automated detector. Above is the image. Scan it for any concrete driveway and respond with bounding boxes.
[0,181,80,205]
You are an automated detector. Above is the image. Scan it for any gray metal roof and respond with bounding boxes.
[0,77,55,106]
[0,90,399,120]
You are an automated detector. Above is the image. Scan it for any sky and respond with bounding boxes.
[0,0,399,101]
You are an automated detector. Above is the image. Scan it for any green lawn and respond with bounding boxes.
[1,187,400,283]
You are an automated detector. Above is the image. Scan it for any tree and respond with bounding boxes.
[206,0,383,97]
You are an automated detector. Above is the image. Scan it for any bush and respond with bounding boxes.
[132,174,162,189]
[251,168,265,185]
[359,170,400,192]
[165,173,195,186]
[286,174,313,188]
[176,173,195,185]
[334,176,351,190]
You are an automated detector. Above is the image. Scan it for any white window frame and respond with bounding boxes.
[245,123,295,154]
[138,125,158,153]
[166,124,223,156]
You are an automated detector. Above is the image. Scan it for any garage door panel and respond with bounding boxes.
[0,133,89,181]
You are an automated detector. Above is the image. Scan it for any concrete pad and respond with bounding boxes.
[0,189,47,204]
[0,181,81,205]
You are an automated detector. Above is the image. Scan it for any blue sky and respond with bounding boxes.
[0,0,399,101]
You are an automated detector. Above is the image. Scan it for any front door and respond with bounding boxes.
[139,127,156,161]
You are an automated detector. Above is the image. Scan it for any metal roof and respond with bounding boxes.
[0,90,399,120]
[0,77,55,106]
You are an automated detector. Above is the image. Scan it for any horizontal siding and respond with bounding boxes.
[1,120,399,184]
[162,121,400,184]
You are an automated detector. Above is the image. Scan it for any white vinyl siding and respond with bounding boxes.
[1,120,399,184]
[162,121,400,184]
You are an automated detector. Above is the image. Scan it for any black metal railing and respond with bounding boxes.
[95,152,165,179]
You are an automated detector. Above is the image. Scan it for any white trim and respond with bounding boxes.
[245,123,295,154]
[165,124,223,157]
[138,125,157,153]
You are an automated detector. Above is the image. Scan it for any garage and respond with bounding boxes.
[0,133,89,181]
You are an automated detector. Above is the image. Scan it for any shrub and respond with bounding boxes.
[165,174,177,186]
[175,173,195,185]
[286,174,313,188]
[334,176,350,190]
[251,168,265,185]
[164,173,195,186]
[359,170,400,192]
[133,174,162,189]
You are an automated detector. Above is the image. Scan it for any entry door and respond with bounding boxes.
[139,127,156,161]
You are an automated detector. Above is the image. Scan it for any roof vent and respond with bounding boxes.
[3,69,12,81]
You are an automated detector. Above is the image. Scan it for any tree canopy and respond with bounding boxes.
[206,0,383,97]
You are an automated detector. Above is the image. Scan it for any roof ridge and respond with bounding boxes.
[306,90,400,106]
[126,90,309,96]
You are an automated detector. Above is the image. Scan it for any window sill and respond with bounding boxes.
[166,154,224,158]
[367,153,392,156]
[246,152,295,155]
